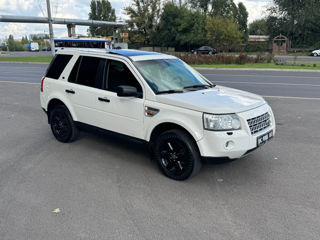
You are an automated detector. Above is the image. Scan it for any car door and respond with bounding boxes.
[64,55,115,128]
[99,59,145,139]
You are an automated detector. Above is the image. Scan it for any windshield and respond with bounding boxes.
[133,59,212,94]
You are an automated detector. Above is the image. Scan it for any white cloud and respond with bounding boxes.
[0,0,273,39]
[0,0,34,12]
[234,0,273,23]
[0,0,131,39]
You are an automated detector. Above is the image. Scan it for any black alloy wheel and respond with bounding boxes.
[154,129,201,180]
[49,105,78,143]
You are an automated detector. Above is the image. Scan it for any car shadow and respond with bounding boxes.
[73,125,271,184]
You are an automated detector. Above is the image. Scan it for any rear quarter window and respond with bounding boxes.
[45,54,72,79]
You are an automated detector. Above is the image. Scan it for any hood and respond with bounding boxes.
[156,85,266,114]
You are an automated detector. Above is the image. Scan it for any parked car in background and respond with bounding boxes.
[311,49,320,56]
[192,46,217,55]
[42,46,51,51]
[25,42,39,52]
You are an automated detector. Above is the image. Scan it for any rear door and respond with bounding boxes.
[64,55,145,139]
[64,55,115,128]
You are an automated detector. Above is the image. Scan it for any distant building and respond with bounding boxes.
[248,35,270,42]
[29,33,49,40]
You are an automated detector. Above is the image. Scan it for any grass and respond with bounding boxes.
[0,56,318,70]
[192,62,320,70]
[0,56,52,63]
[288,52,310,56]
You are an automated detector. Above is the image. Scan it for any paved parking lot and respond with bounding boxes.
[0,63,320,239]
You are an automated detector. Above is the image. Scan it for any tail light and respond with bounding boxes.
[40,77,45,92]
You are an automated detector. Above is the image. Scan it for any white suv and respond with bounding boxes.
[40,49,275,180]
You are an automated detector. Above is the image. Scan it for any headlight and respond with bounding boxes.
[203,113,241,131]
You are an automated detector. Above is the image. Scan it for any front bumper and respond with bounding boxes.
[197,104,276,159]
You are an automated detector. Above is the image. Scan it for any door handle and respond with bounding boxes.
[65,89,75,94]
[98,97,110,103]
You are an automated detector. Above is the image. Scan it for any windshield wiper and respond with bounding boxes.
[183,84,215,90]
[156,89,184,95]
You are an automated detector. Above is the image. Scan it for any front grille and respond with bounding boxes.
[247,112,271,134]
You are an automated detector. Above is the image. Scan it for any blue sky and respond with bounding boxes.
[0,0,272,40]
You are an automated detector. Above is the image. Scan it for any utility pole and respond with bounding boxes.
[46,0,55,56]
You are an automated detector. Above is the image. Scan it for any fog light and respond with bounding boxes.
[225,140,235,150]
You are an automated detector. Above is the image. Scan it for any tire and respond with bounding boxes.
[49,105,78,143]
[313,53,318,57]
[153,129,201,180]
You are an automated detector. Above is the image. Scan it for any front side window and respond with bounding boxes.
[133,59,211,94]
[106,60,142,96]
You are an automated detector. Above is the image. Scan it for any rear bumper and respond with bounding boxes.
[197,104,276,159]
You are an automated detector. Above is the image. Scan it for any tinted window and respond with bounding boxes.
[68,57,81,83]
[46,54,72,79]
[54,40,105,49]
[76,56,106,88]
[106,60,142,96]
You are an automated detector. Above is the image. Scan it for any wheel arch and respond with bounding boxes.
[47,97,77,123]
[149,122,200,149]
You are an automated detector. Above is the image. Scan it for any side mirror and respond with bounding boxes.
[115,85,139,97]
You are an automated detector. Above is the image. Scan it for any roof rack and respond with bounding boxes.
[58,48,162,57]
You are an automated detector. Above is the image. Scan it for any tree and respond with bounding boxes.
[236,2,248,41]
[188,0,210,14]
[88,0,116,36]
[153,3,206,50]
[206,16,242,51]
[268,0,320,47]
[189,0,238,18]
[177,7,207,49]
[21,36,29,44]
[249,19,268,35]
[152,3,180,47]
[125,0,161,45]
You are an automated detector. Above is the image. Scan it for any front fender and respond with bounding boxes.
[144,103,204,142]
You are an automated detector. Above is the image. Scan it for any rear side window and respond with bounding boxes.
[68,57,81,83]
[45,54,72,79]
[68,56,106,89]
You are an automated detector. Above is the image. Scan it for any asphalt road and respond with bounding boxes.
[0,63,320,239]
[0,51,52,57]
[1,51,320,62]
[0,63,319,98]
[198,69,320,98]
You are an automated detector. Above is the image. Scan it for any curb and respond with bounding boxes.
[194,67,320,72]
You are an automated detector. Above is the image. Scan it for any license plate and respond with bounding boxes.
[257,130,273,147]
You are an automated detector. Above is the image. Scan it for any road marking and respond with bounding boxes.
[203,73,320,79]
[1,80,319,100]
[214,80,320,87]
[264,95,320,100]
[0,80,39,85]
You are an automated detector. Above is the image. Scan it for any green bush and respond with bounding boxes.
[1,43,8,51]
[8,41,28,51]
[173,53,274,65]
[244,42,269,52]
